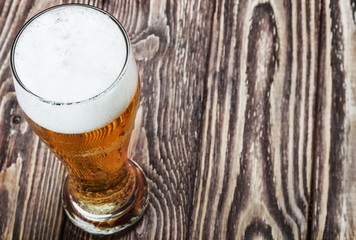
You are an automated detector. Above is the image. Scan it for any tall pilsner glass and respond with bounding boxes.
[10,4,149,235]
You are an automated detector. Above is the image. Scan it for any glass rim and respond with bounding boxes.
[10,3,131,106]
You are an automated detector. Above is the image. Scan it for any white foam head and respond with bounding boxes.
[11,5,138,134]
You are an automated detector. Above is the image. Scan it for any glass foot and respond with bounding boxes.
[62,159,149,235]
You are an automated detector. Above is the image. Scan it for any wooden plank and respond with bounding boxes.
[0,0,215,239]
[108,0,215,238]
[189,0,321,239]
[311,0,356,239]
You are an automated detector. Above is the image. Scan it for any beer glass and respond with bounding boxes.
[10,4,149,235]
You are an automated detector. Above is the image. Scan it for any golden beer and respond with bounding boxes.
[10,4,149,234]
[27,85,139,194]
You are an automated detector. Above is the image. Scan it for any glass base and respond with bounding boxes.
[62,159,149,235]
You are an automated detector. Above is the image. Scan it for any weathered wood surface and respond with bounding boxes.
[0,0,354,240]
[311,0,356,239]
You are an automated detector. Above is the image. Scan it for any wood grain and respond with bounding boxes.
[190,1,321,239]
[0,0,355,239]
[311,0,356,239]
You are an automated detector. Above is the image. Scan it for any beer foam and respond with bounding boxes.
[12,5,138,134]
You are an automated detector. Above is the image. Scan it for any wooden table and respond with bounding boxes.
[0,0,355,239]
